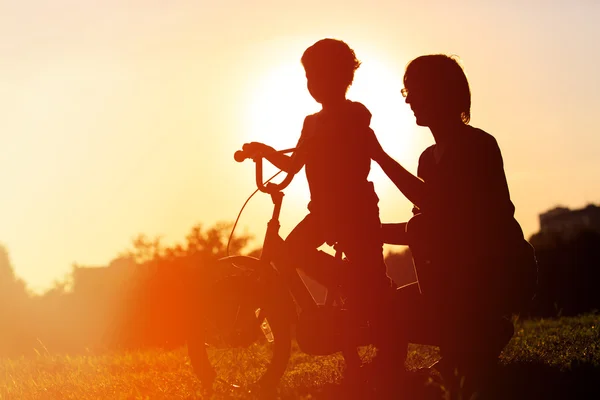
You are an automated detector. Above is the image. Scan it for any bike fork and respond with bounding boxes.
[261,190,317,312]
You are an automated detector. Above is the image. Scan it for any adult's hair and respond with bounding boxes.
[301,38,361,89]
[404,54,471,124]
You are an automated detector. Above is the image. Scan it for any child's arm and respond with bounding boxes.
[286,114,318,173]
[243,115,313,173]
[241,142,295,172]
[268,145,307,174]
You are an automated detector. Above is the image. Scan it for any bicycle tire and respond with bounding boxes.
[187,271,292,391]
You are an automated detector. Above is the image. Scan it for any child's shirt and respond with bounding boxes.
[294,100,380,223]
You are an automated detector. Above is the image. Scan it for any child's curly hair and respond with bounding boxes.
[301,39,361,89]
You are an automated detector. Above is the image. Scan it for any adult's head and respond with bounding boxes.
[301,38,361,105]
[402,54,471,128]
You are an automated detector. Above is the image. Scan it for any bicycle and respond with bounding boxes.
[186,146,392,393]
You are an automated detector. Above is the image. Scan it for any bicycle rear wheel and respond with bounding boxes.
[188,272,292,391]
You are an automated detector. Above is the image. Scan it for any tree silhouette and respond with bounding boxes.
[109,222,253,349]
[121,222,251,264]
[0,244,31,355]
[529,229,600,317]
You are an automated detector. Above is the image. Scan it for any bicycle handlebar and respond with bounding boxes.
[233,150,250,163]
[234,147,297,193]
[234,147,296,163]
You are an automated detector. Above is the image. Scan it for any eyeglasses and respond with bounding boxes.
[400,88,409,98]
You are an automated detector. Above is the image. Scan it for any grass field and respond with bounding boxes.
[1,314,599,399]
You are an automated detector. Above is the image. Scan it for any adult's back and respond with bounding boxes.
[412,125,536,313]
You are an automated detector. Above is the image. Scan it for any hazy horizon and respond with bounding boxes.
[2,0,599,293]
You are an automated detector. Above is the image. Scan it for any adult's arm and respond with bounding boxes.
[374,151,427,208]
[367,128,427,207]
[381,222,409,245]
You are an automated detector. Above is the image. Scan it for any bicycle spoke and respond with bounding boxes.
[202,308,275,385]
[189,273,289,390]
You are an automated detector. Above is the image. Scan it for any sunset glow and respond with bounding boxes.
[243,44,415,198]
[1,1,599,292]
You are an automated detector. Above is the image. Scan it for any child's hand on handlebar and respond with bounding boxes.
[242,142,275,159]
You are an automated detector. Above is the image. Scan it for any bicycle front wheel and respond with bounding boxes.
[188,271,292,391]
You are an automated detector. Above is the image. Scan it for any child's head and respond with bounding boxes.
[301,39,361,105]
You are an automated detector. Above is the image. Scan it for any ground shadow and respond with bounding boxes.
[486,360,600,400]
[297,360,600,400]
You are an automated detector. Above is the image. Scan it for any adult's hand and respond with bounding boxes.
[366,128,386,163]
[365,129,426,207]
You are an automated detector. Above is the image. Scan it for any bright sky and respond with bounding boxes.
[1,0,599,292]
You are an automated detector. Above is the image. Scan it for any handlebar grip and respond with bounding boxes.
[234,150,248,163]
[235,146,295,163]
[234,145,298,193]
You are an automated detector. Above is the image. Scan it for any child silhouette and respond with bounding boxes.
[243,38,398,378]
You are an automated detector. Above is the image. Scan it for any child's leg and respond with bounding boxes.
[285,213,325,252]
[283,213,346,288]
[341,240,392,309]
[335,214,393,314]
[340,232,404,377]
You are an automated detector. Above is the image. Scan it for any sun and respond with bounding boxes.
[347,56,416,177]
[243,62,319,152]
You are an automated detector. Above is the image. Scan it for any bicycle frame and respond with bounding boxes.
[189,146,413,389]
[225,150,320,316]
[258,189,319,312]
[227,148,418,317]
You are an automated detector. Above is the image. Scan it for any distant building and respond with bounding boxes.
[539,204,600,238]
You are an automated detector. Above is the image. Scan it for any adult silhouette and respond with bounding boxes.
[371,54,538,392]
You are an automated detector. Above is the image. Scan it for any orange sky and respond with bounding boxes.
[2,0,599,292]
